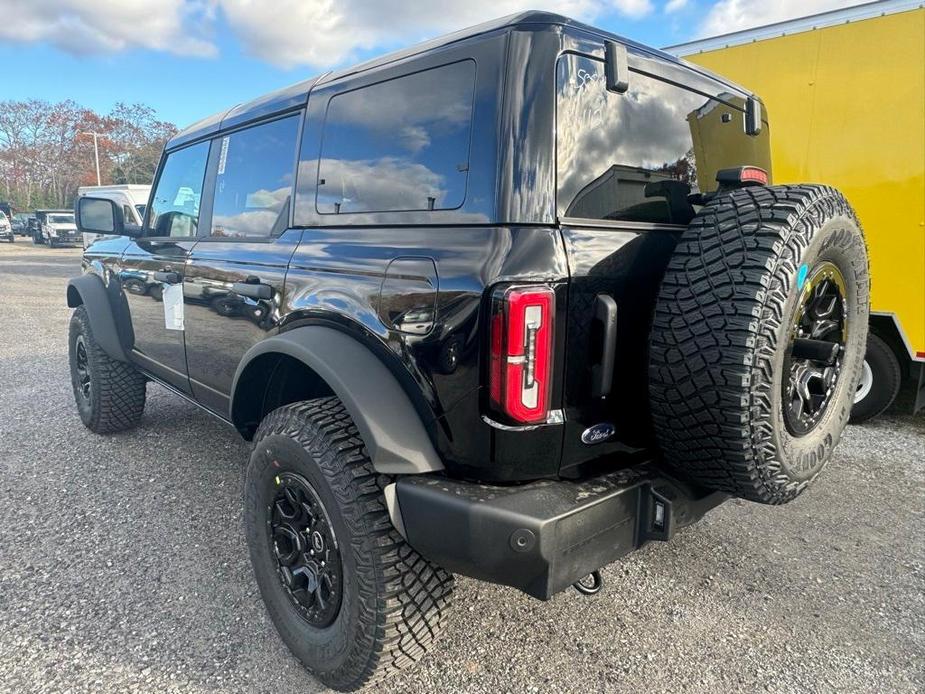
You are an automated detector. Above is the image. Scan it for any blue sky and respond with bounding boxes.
[1,0,861,129]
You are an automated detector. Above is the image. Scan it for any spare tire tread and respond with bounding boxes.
[649,185,866,504]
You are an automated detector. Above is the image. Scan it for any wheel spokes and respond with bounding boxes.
[784,263,848,436]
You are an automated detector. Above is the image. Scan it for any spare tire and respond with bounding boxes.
[649,185,869,504]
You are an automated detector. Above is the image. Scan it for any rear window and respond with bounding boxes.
[315,60,476,215]
[556,54,771,224]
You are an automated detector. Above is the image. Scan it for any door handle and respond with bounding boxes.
[591,294,618,398]
[232,280,273,300]
[154,271,181,284]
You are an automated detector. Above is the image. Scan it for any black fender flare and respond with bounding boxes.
[231,326,444,475]
[66,274,131,362]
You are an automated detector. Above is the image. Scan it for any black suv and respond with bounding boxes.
[69,12,869,691]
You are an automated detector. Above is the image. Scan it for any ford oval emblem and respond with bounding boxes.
[581,423,615,445]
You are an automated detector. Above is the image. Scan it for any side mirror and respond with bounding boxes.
[75,197,141,238]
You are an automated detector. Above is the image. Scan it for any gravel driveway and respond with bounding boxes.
[0,242,922,693]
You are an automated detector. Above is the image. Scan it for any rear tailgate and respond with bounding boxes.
[559,223,681,474]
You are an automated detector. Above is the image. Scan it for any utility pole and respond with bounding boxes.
[81,131,103,186]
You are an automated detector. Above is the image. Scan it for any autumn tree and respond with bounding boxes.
[0,100,176,211]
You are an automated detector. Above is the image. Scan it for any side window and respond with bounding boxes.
[147,141,210,238]
[316,60,476,214]
[210,115,300,239]
[122,204,135,224]
[556,54,770,224]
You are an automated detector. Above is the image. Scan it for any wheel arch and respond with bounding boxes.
[869,313,915,376]
[231,326,444,475]
[66,274,133,362]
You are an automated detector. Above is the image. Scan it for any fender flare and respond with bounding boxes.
[231,326,444,475]
[66,274,131,362]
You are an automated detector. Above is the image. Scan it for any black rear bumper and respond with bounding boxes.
[394,465,725,600]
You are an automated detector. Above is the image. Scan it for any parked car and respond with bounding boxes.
[11,213,32,236]
[669,0,925,421]
[0,211,13,242]
[77,184,151,248]
[68,11,869,691]
[33,209,79,247]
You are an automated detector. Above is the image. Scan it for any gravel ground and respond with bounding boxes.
[0,242,923,694]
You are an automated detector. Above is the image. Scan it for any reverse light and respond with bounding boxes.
[488,285,555,424]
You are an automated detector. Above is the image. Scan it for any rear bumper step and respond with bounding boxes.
[394,465,726,600]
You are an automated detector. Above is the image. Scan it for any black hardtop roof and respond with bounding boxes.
[166,10,743,151]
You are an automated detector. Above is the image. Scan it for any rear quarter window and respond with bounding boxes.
[314,60,476,215]
[556,53,771,224]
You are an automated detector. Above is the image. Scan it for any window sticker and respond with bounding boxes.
[217,136,230,176]
[162,283,185,331]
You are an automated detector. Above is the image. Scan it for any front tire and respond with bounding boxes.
[245,398,453,691]
[68,306,147,433]
[850,333,901,423]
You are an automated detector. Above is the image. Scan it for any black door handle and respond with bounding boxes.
[232,281,273,300]
[591,294,618,398]
[153,271,180,284]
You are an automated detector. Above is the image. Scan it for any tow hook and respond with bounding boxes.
[572,570,603,596]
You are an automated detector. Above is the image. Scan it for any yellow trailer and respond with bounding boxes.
[668,0,925,419]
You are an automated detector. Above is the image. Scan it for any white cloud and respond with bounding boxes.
[0,0,215,57]
[700,0,870,36]
[665,0,688,13]
[0,0,659,68]
[217,0,653,68]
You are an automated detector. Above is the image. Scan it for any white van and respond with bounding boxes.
[77,184,151,248]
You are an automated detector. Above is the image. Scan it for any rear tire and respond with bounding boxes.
[68,306,147,433]
[850,333,901,423]
[245,398,454,691]
[649,185,869,504]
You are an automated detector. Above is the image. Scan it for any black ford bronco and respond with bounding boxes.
[69,12,869,691]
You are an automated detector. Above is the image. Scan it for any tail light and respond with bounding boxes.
[488,285,555,424]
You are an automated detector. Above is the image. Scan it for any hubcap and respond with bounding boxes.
[268,472,342,627]
[782,262,849,436]
[854,359,873,404]
[74,335,91,401]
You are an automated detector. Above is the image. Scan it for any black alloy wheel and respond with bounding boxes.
[74,334,92,404]
[268,472,342,628]
[782,261,848,436]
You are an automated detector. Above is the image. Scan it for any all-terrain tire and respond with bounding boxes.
[649,185,869,504]
[245,398,454,691]
[850,332,902,423]
[68,305,147,433]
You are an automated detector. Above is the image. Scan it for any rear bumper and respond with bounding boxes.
[394,465,725,600]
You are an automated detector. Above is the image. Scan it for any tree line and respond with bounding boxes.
[0,100,177,212]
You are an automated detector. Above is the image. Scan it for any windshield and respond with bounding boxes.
[48,214,74,225]
[0,211,7,221]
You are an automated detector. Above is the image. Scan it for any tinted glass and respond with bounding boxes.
[80,199,114,232]
[148,141,210,237]
[556,54,771,224]
[316,60,476,214]
[210,115,300,238]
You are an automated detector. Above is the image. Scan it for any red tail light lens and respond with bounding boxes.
[488,285,555,424]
